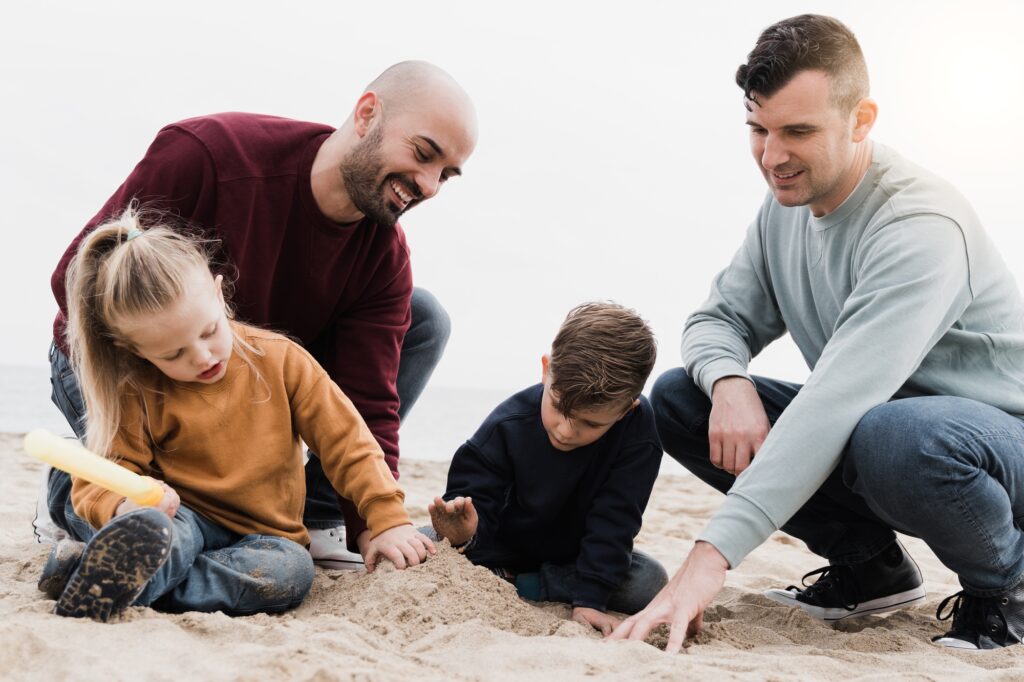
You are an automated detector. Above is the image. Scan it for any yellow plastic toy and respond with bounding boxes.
[23,429,163,506]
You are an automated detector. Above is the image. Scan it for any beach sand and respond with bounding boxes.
[2,431,1022,681]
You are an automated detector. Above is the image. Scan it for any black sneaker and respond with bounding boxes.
[38,538,86,600]
[932,584,1024,650]
[763,540,925,621]
[54,508,174,622]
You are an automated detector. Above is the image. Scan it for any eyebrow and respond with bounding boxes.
[415,136,462,176]
[745,121,820,133]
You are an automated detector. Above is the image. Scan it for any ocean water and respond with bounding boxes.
[1,364,685,474]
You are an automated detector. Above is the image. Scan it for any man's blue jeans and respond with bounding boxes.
[65,504,314,614]
[46,287,451,535]
[651,368,1024,596]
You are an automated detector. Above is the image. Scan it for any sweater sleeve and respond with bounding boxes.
[572,440,663,610]
[51,127,218,349]
[287,345,411,538]
[70,391,156,529]
[443,439,513,565]
[323,247,412,547]
[698,215,974,568]
[683,207,788,397]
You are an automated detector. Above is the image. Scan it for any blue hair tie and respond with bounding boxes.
[126,228,142,241]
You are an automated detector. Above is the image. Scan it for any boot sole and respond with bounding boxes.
[763,585,927,621]
[54,509,173,622]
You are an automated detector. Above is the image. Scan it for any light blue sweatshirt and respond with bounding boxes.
[684,142,1024,569]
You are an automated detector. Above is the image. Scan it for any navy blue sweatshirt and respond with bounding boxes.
[443,384,662,610]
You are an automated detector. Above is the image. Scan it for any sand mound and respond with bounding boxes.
[300,543,576,642]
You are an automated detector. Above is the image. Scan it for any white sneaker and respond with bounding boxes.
[32,465,69,545]
[308,526,364,571]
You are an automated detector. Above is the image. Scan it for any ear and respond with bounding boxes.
[618,398,640,421]
[851,97,878,143]
[352,91,381,137]
[541,354,551,383]
[214,274,225,304]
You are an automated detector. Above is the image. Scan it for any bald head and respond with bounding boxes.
[365,60,476,127]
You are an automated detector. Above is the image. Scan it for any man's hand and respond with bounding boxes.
[115,478,179,519]
[364,524,436,572]
[608,541,728,653]
[427,495,478,547]
[572,606,621,636]
[709,376,770,475]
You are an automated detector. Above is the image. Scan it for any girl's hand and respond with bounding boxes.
[115,478,180,519]
[364,524,436,572]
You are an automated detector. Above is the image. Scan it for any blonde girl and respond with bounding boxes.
[43,206,434,622]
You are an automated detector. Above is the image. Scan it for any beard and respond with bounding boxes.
[340,124,414,227]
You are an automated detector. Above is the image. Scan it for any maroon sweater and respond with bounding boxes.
[51,113,412,543]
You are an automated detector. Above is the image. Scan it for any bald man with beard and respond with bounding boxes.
[40,61,479,570]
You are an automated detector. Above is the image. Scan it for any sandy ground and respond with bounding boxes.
[2,432,1022,681]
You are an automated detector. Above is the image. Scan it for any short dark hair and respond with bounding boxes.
[736,14,869,112]
[549,302,657,416]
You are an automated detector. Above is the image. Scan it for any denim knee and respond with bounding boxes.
[409,287,452,352]
[651,368,709,433]
[246,537,315,611]
[608,550,669,615]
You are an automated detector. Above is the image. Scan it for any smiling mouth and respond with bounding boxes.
[771,169,803,182]
[389,179,415,208]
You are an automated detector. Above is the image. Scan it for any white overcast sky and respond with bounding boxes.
[2,0,1022,393]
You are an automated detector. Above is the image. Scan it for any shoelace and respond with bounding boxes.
[790,565,859,611]
[936,590,1008,639]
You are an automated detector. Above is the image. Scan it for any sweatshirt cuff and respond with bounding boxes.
[361,493,412,539]
[74,486,124,530]
[572,575,613,611]
[694,358,751,398]
[697,493,777,569]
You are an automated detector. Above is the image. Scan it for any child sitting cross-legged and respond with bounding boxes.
[40,206,434,622]
[428,302,668,635]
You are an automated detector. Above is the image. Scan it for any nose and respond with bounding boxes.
[555,418,576,441]
[760,133,790,170]
[417,170,442,200]
[192,344,214,367]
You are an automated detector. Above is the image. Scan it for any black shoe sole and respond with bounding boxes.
[54,509,173,622]
[763,585,926,621]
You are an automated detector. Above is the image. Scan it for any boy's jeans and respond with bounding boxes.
[523,550,669,614]
[651,368,1024,596]
[46,287,450,534]
[65,503,314,614]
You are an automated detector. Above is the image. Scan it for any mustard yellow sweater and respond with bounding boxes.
[72,324,410,545]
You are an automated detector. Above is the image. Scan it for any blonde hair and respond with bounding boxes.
[65,204,262,457]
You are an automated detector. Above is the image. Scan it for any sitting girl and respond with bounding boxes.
[41,206,434,621]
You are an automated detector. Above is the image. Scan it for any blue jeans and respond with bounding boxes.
[46,287,451,534]
[65,503,314,614]
[652,368,1024,595]
[520,550,668,614]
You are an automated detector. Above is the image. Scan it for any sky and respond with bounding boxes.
[2,0,1022,393]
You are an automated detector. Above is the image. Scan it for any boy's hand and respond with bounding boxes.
[115,478,180,519]
[364,524,436,573]
[427,495,478,546]
[572,606,621,636]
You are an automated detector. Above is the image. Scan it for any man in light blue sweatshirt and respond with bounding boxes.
[610,14,1024,652]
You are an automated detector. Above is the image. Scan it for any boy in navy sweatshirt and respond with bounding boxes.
[429,302,668,635]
